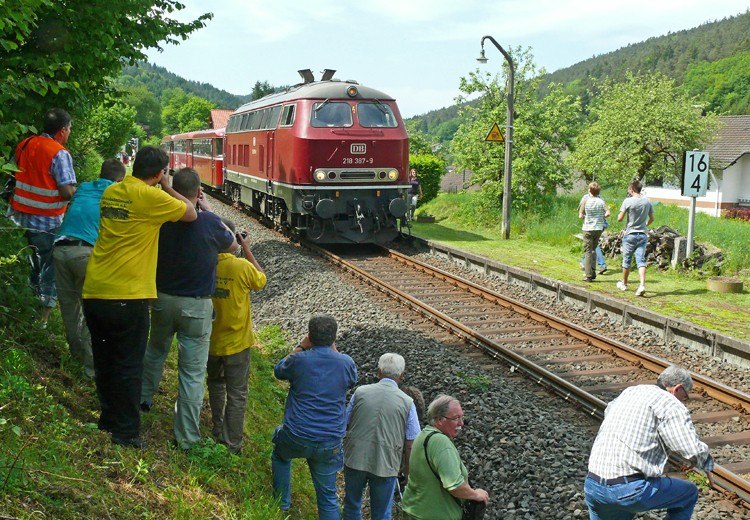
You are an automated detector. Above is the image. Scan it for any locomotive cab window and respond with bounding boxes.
[280,104,296,127]
[311,102,353,128]
[357,103,398,128]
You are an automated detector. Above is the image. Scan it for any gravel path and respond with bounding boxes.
[211,200,749,519]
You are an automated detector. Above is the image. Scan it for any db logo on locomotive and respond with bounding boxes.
[350,143,366,154]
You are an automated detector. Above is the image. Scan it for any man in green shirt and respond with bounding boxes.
[402,395,489,520]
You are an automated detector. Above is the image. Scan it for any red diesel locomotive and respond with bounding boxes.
[163,70,410,244]
[161,127,225,189]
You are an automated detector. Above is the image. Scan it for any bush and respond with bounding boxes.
[724,207,750,222]
[409,154,445,205]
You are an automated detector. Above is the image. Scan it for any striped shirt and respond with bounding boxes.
[588,385,714,478]
[580,196,607,231]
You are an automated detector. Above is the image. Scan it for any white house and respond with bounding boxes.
[646,115,750,216]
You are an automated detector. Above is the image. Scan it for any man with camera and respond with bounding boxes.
[206,218,266,454]
[272,314,357,519]
[140,168,238,450]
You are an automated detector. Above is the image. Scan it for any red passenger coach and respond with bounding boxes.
[223,70,410,244]
[161,128,225,189]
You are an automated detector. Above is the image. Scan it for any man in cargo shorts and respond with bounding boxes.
[206,218,266,454]
[617,179,654,297]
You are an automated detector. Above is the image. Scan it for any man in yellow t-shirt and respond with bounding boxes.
[207,218,266,454]
[82,146,197,449]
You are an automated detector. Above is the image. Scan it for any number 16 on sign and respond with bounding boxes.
[681,150,709,256]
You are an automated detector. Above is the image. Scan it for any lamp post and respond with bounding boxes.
[477,36,514,239]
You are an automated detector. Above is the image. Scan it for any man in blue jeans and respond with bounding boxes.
[617,179,654,297]
[272,314,358,519]
[584,365,714,520]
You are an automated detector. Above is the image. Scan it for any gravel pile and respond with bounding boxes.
[210,201,747,519]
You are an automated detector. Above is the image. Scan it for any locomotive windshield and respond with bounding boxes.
[357,102,398,128]
[311,102,353,128]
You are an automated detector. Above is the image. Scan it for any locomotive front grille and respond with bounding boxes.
[340,171,376,180]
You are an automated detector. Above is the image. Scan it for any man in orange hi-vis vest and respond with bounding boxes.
[8,108,78,324]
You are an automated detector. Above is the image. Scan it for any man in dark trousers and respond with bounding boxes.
[8,108,77,323]
[82,146,196,448]
[272,314,357,519]
[343,353,421,520]
[140,167,237,450]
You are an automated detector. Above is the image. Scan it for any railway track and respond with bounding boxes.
[207,190,750,509]
[307,242,750,508]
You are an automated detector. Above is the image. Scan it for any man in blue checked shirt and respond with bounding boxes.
[343,353,421,520]
[584,365,714,520]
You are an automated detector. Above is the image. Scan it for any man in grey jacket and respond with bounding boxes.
[343,353,421,520]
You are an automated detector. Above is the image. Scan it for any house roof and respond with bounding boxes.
[209,109,233,129]
[705,115,750,169]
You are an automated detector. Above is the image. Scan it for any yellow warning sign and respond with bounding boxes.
[484,123,504,143]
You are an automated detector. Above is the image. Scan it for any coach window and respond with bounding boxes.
[311,102,353,128]
[280,104,296,127]
[239,113,248,131]
[250,109,264,131]
[357,102,398,128]
[258,108,271,130]
[267,105,283,129]
[244,112,256,131]
[215,139,223,157]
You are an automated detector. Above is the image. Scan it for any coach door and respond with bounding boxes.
[211,138,217,185]
[187,140,193,169]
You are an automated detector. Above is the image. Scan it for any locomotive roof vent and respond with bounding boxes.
[321,69,336,81]
[298,69,314,84]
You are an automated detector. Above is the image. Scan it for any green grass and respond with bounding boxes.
[0,321,319,519]
[414,191,750,338]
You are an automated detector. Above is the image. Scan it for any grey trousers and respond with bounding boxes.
[53,244,94,377]
[583,229,604,280]
[206,347,251,454]
[141,292,213,449]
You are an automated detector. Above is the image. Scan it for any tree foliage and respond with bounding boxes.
[569,72,722,189]
[120,86,162,137]
[682,51,750,115]
[406,121,432,156]
[251,81,276,101]
[451,47,581,208]
[0,0,211,175]
[409,154,444,205]
[177,97,216,133]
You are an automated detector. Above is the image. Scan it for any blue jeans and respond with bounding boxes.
[343,465,397,520]
[621,233,648,269]
[26,228,58,308]
[584,475,698,520]
[271,425,343,519]
[581,247,607,269]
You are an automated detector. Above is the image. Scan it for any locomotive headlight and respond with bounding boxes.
[347,86,358,97]
[388,170,398,180]
[314,170,326,182]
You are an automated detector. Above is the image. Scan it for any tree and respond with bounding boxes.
[177,96,216,133]
[121,86,162,137]
[451,47,581,209]
[161,88,190,135]
[406,121,433,156]
[251,80,276,100]
[569,71,722,189]
[83,103,138,159]
[0,0,211,175]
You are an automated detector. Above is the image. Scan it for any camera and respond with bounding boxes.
[236,231,247,242]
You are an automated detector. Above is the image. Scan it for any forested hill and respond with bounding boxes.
[118,62,251,109]
[410,10,750,145]
[544,9,750,88]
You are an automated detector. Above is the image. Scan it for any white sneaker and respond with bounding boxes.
[616,281,628,291]
[635,285,646,296]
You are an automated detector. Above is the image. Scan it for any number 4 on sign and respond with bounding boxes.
[484,123,505,143]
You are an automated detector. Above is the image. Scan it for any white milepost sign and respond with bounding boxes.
[682,151,709,198]
[681,151,709,257]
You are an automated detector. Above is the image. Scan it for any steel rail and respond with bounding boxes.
[304,241,750,506]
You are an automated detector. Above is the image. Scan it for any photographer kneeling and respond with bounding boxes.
[402,395,489,520]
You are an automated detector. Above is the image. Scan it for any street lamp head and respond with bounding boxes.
[476,48,488,64]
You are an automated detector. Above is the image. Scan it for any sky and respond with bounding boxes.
[144,0,750,119]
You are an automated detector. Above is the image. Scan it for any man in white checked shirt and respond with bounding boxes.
[584,365,714,520]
